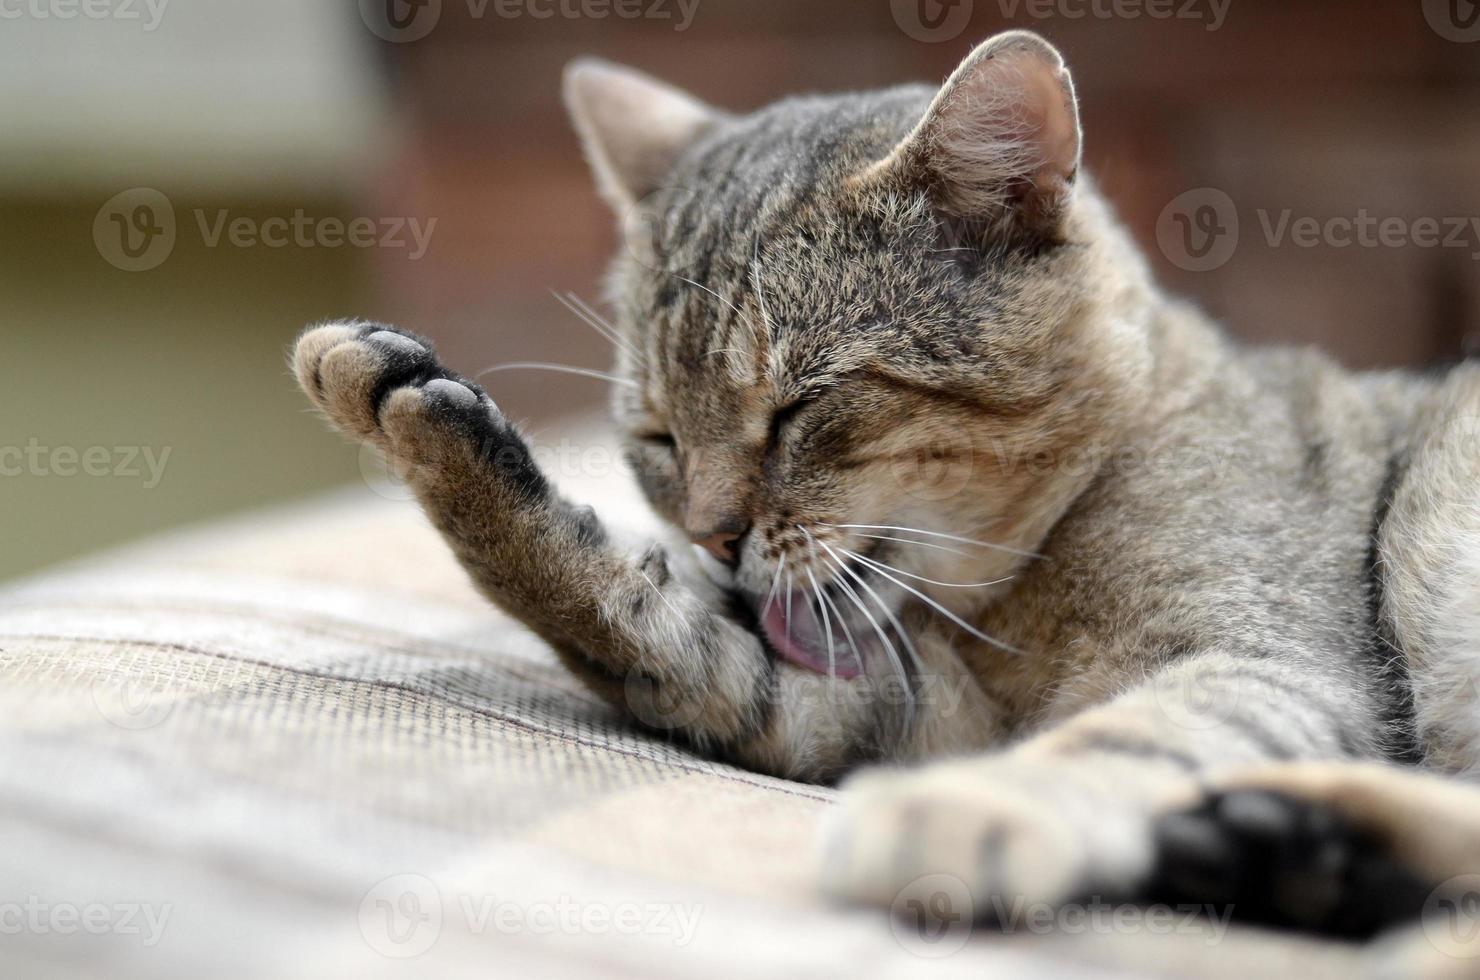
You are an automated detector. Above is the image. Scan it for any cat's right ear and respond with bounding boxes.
[564,59,723,209]
[858,31,1082,244]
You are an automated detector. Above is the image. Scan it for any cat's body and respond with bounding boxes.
[293,32,1480,943]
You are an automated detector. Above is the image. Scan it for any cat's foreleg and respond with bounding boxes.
[293,322,873,780]
[821,649,1439,936]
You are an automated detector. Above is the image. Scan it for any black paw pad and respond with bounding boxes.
[361,326,443,411]
[1146,789,1433,939]
[414,381,546,502]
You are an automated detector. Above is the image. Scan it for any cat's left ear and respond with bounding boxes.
[564,59,724,209]
[861,31,1082,243]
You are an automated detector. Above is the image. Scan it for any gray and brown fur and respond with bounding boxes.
[293,32,1480,940]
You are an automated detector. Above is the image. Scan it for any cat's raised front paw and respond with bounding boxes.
[292,321,539,490]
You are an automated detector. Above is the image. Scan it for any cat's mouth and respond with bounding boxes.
[759,588,886,680]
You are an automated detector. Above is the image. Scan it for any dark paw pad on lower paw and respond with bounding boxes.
[1146,790,1433,939]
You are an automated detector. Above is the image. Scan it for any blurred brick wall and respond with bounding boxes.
[361,0,1480,426]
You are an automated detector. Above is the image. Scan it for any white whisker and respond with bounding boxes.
[785,568,794,650]
[675,275,757,333]
[820,541,924,674]
[849,532,973,560]
[822,522,1041,559]
[845,549,1024,656]
[751,238,777,334]
[841,548,1013,590]
[553,290,641,362]
[636,569,680,619]
[762,553,787,621]
[802,528,863,676]
[806,565,836,679]
[475,362,640,389]
[796,526,837,677]
[820,544,916,730]
[822,544,911,728]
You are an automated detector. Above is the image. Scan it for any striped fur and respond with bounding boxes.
[294,32,1480,939]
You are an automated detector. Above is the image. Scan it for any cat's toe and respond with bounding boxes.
[293,320,444,441]
[1147,789,1433,938]
[378,374,511,463]
[292,322,358,400]
[818,765,1107,918]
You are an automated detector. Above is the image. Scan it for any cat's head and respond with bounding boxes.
[565,33,1154,695]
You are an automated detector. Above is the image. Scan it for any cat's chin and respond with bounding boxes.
[760,591,869,680]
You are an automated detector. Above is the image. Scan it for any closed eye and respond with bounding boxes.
[767,398,812,448]
[639,432,677,449]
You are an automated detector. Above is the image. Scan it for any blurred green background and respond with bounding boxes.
[4,0,1475,582]
[0,3,385,581]
[1,199,370,580]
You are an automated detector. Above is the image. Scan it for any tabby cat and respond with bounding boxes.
[293,32,1480,941]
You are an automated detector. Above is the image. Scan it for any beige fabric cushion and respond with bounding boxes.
[0,432,1407,978]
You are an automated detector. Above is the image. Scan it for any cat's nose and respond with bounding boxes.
[690,525,747,568]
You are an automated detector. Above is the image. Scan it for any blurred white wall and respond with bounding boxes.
[0,0,387,194]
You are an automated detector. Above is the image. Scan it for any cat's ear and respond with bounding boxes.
[564,59,723,209]
[863,31,1081,242]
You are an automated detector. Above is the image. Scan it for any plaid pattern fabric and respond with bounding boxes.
[0,460,1399,978]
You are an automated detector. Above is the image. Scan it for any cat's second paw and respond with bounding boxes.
[1148,784,1436,939]
[819,760,1157,920]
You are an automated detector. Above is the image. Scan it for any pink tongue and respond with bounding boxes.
[761,592,864,679]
